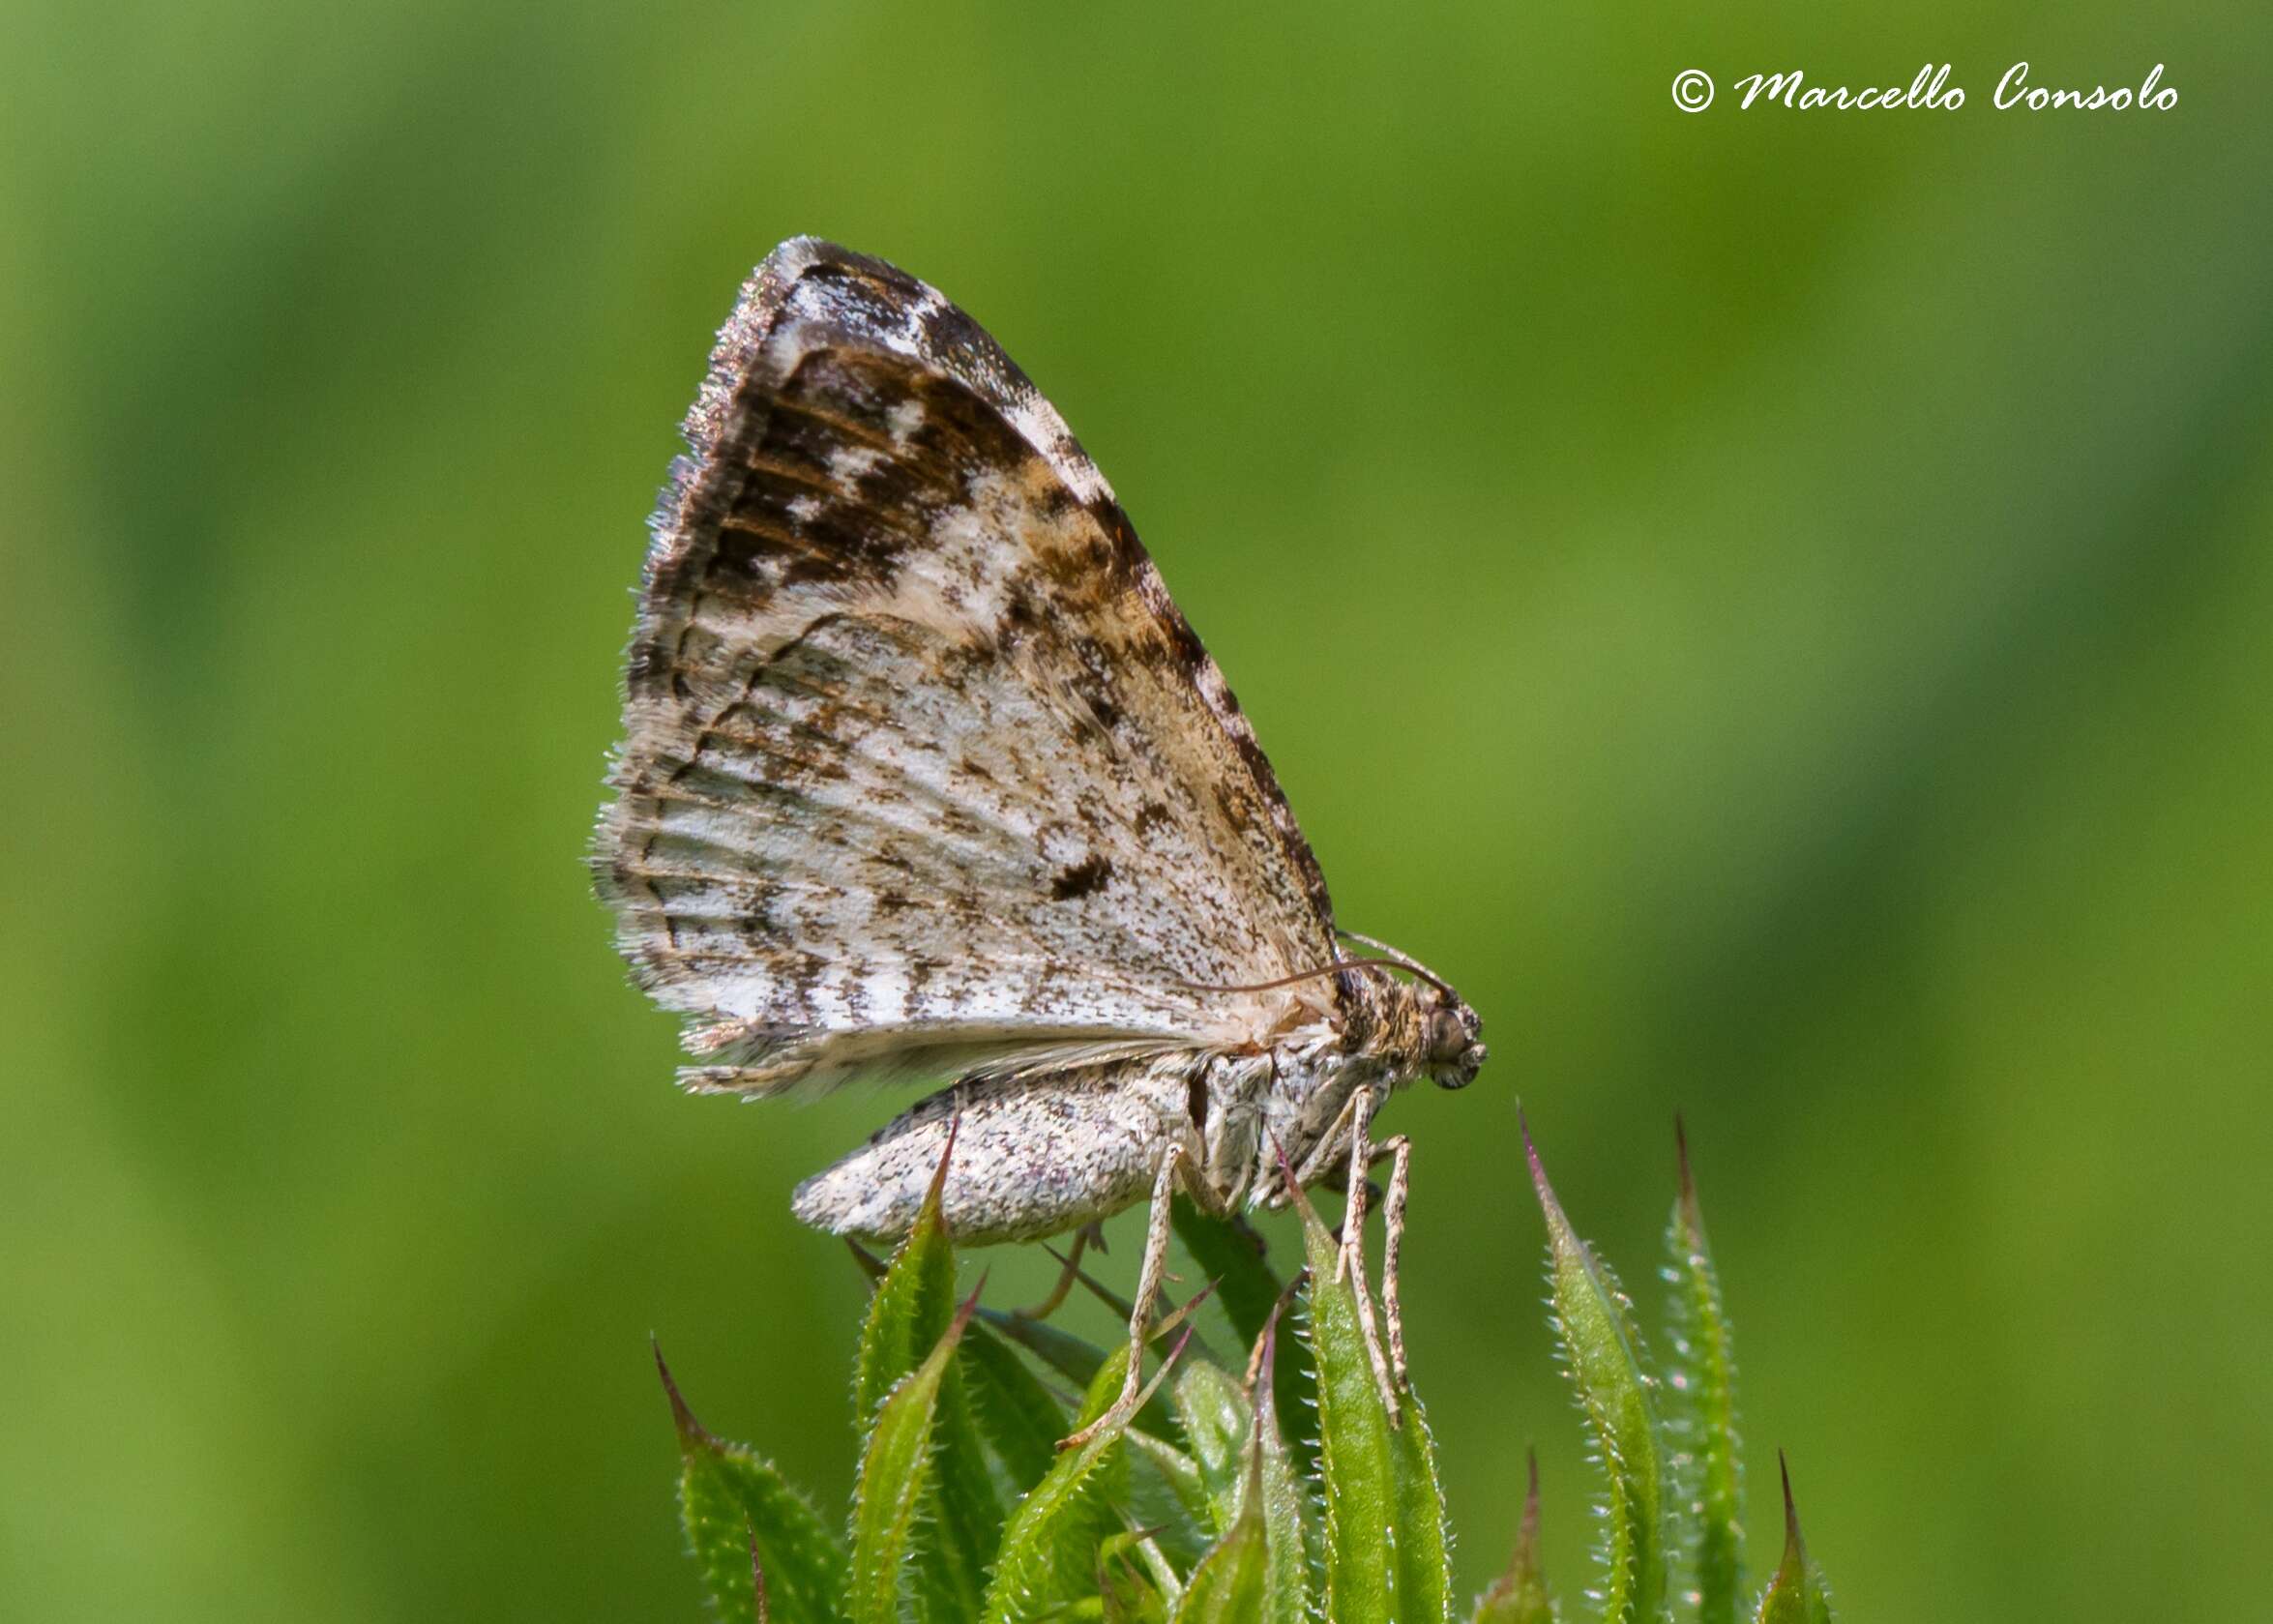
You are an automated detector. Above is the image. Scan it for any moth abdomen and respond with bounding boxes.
[789,1062,1194,1248]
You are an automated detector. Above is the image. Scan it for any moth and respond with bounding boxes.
[595,238,1485,1444]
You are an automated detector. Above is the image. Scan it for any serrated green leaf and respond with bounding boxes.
[1116,1413,1214,1580]
[1170,1361,1250,1535]
[923,1351,1004,1621]
[1121,1426,1211,1538]
[1125,1478,1212,1597]
[981,1347,1139,1623]
[1525,1118,1668,1624]
[1143,1323,1311,1618]
[1471,1452,1559,1624]
[1392,1401,1454,1617]
[1096,1528,1175,1623]
[961,1317,1069,1491]
[1754,1459,1836,1624]
[1296,1211,1393,1623]
[1295,1182,1452,1624]
[1171,1198,1318,1480]
[1665,1120,1743,1624]
[1169,1451,1269,1623]
[846,1289,978,1624]
[659,1346,847,1624]
[1247,1319,1317,1624]
[852,1146,959,1429]
[848,1139,999,1622]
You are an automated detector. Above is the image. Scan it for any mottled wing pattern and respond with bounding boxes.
[595,239,1344,1092]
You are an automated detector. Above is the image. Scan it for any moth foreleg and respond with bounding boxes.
[1336,1091,1403,1426]
[1059,1143,1187,1451]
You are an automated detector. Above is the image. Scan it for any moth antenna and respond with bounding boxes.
[1178,957,1453,997]
[1335,929,1459,995]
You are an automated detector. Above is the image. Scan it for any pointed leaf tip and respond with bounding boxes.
[1476,1446,1555,1624]
[949,1276,985,1343]
[1756,1450,1835,1624]
[921,1111,961,1225]
[1675,1111,1695,1203]
[1521,1112,1573,1236]
[652,1338,709,1450]
[1182,1274,1221,1319]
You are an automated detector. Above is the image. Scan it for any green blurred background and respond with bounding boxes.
[5,1,2268,1618]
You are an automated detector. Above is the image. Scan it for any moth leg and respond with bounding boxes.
[1334,1089,1374,1284]
[1175,1156,1235,1224]
[1337,1091,1404,1426]
[1375,1133,1413,1392]
[1341,1125,1416,1392]
[1014,1223,1094,1322]
[1059,1145,1185,1451]
[1286,1089,1367,1193]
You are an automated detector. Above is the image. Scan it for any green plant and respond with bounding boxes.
[655,1118,1840,1623]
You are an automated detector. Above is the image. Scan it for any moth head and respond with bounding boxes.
[1421,986,1486,1090]
[1326,929,1488,1090]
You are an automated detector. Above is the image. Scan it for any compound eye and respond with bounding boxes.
[1427,1009,1468,1063]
